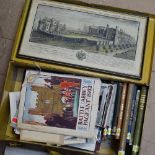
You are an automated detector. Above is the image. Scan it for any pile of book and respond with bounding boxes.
[9,69,148,154]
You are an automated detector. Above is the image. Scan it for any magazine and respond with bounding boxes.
[9,91,86,145]
[17,70,101,138]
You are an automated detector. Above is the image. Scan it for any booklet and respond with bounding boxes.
[9,91,86,145]
[17,70,101,138]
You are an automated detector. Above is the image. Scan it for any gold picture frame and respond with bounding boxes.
[11,0,155,84]
[18,0,148,78]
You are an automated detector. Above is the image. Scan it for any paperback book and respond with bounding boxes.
[17,70,101,138]
[9,90,87,145]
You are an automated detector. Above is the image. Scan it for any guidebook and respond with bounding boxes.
[9,91,86,145]
[17,70,101,138]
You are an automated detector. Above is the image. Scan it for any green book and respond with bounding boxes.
[130,89,141,145]
[132,86,148,155]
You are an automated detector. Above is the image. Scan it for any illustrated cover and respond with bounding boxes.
[17,70,101,138]
[9,91,86,144]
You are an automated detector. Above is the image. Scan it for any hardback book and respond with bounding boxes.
[127,86,137,143]
[17,70,101,139]
[132,86,148,155]
[118,84,135,155]
[112,83,123,135]
[104,84,117,136]
[116,83,128,139]
[101,84,114,129]
[130,89,141,145]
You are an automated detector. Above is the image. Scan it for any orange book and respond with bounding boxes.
[115,83,128,139]
[118,84,135,155]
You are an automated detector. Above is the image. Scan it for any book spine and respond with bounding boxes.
[127,86,137,143]
[130,90,141,145]
[88,79,102,134]
[112,83,123,135]
[118,83,135,155]
[102,85,113,128]
[103,85,114,129]
[96,84,109,127]
[116,83,128,139]
[132,86,148,155]
[106,84,117,136]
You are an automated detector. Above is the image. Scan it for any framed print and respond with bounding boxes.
[18,0,147,78]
